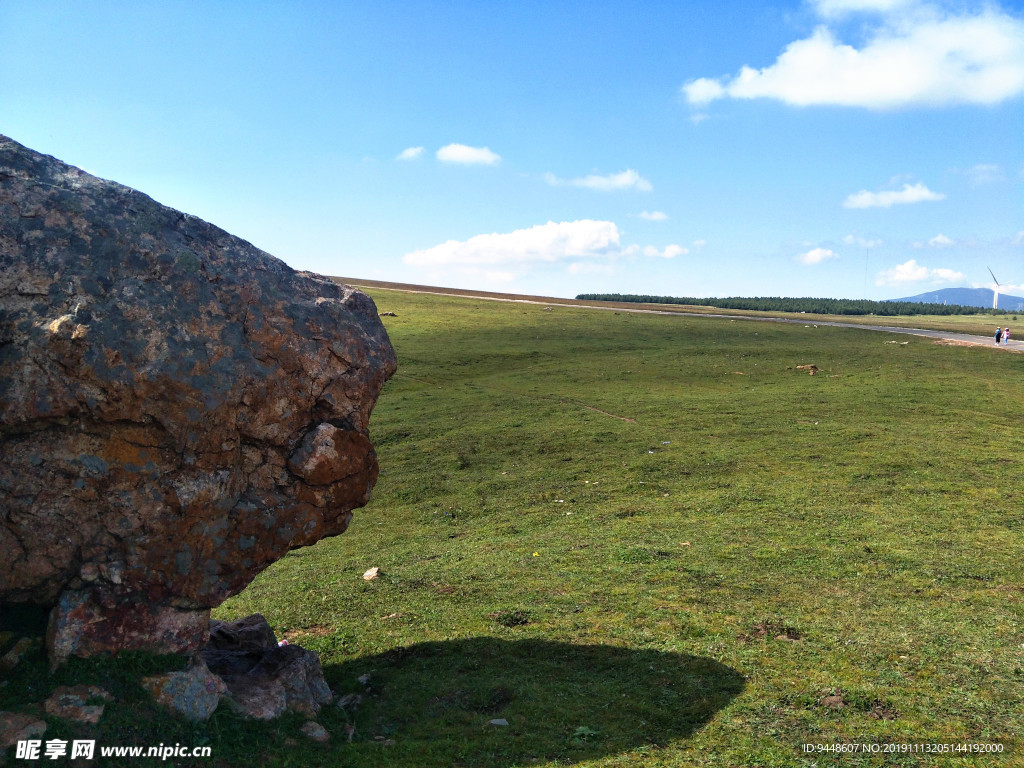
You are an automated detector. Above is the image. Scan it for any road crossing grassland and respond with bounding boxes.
[216,287,1024,767]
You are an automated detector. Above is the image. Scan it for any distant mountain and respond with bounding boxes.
[890,287,1024,311]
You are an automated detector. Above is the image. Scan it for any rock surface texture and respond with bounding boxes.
[0,135,396,665]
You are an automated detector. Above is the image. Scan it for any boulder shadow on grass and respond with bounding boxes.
[322,637,744,766]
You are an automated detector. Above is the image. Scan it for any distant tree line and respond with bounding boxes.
[574,294,1006,317]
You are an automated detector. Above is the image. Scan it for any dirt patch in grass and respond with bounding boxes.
[819,691,847,709]
[869,701,899,720]
[281,625,334,642]
[740,619,803,643]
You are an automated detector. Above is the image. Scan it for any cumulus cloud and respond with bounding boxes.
[403,220,685,281]
[928,233,954,247]
[405,220,619,267]
[682,3,1024,109]
[843,182,945,208]
[544,169,653,192]
[796,247,840,264]
[875,258,965,285]
[436,143,501,165]
[638,210,668,221]
[396,146,424,161]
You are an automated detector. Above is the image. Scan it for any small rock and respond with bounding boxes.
[358,674,371,685]
[222,676,287,720]
[43,685,113,725]
[489,718,509,726]
[205,615,278,676]
[336,693,363,710]
[142,658,228,721]
[0,711,47,749]
[300,721,330,743]
[0,637,34,671]
[204,615,333,719]
[362,567,380,580]
[252,644,333,717]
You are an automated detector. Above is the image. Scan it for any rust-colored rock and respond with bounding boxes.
[43,685,114,725]
[0,135,396,665]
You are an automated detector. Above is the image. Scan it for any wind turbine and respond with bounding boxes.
[988,267,1002,309]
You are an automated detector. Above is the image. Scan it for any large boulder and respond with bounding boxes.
[0,135,396,665]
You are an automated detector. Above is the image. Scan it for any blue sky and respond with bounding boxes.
[2,0,1022,299]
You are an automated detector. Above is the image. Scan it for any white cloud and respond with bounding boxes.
[928,233,954,247]
[682,78,726,105]
[692,239,707,250]
[638,210,668,221]
[796,247,840,264]
[843,181,945,208]
[875,258,965,285]
[396,146,424,161]
[545,169,653,192]
[436,143,501,165]
[682,5,1024,109]
[403,220,686,283]
[405,220,620,267]
[642,244,687,259]
[965,163,1004,185]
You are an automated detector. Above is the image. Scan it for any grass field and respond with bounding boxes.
[334,277,1022,337]
[4,288,1023,766]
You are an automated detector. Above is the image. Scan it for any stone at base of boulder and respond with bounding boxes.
[0,638,35,672]
[43,685,113,725]
[221,675,288,721]
[204,615,277,676]
[203,615,333,719]
[300,721,330,743]
[47,590,210,669]
[141,659,227,722]
[0,712,46,749]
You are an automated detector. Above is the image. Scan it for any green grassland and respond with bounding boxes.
[4,289,1024,766]
[223,289,1024,766]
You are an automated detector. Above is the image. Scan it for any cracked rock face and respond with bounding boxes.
[0,135,397,665]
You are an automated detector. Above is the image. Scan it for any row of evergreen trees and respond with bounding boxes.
[575,294,1005,317]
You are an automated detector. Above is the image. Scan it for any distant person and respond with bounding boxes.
[1005,328,1011,345]
[995,327,1003,345]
